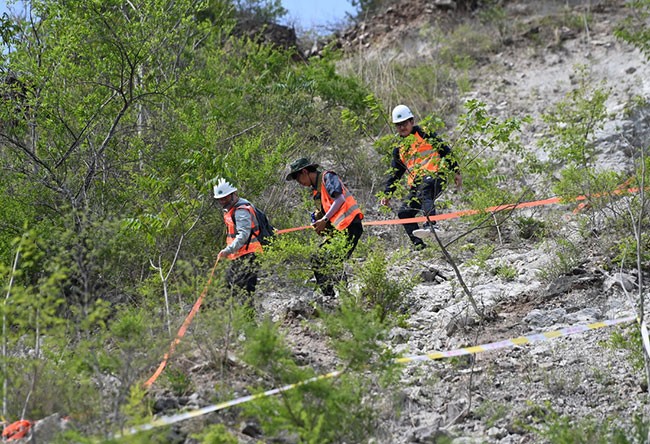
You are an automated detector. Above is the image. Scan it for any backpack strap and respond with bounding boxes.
[233,201,260,249]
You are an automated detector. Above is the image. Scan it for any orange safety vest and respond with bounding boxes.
[224,202,263,259]
[399,132,440,186]
[314,171,363,230]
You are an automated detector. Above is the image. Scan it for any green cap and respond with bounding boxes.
[285,157,319,181]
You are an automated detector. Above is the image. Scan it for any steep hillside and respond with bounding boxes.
[139,1,650,443]
[287,1,649,442]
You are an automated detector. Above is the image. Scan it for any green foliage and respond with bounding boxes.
[537,66,613,202]
[255,232,317,288]
[0,0,375,321]
[538,238,582,282]
[0,0,383,430]
[340,93,386,139]
[191,423,239,444]
[603,325,645,372]
[615,0,650,60]
[298,48,370,113]
[522,404,650,444]
[111,310,147,342]
[474,400,509,428]
[241,317,292,372]
[324,292,397,371]
[452,99,530,214]
[493,263,517,281]
[0,231,89,420]
[191,290,256,374]
[234,0,287,23]
[515,216,547,240]
[612,233,650,270]
[1,230,67,333]
[245,370,380,444]
[121,384,154,427]
[353,247,416,323]
[466,244,494,269]
[349,0,382,16]
[164,367,194,397]
[241,316,391,443]
[477,1,511,44]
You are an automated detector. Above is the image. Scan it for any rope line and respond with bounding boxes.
[143,257,221,388]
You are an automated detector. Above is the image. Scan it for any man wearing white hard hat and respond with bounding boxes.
[214,178,262,307]
[380,105,462,249]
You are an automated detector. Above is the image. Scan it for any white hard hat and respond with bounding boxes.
[213,178,237,199]
[392,104,414,123]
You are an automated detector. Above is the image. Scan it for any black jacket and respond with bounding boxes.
[384,125,458,194]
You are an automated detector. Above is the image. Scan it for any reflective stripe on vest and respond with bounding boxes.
[399,132,440,186]
[316,171,364,230]
[224,203,263,259]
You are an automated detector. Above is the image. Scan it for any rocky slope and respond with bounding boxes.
[149,1,650,443]
[277,1,649,442]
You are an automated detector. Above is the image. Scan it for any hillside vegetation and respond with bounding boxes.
[0,0,649,443]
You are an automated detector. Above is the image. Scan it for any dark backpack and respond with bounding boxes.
[251,206,275,246]
[233,201,275,247]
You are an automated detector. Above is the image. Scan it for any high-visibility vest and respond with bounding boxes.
[314,171,363,230]
[224,202,263,259]
[399,131,440,186]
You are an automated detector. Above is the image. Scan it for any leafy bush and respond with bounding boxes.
[612,233,650,271]
[603,324,645,372]
[466,244,495,269]
[241,315,396,443]
[538,238,582,282]
[353,246,416,323]
[192,423,239,444]
[515,216,547,240]
[493,263,517,281]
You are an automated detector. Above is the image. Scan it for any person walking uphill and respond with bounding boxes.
[214,178,262,309]
[380,104,462,249]
[286,158,364,299]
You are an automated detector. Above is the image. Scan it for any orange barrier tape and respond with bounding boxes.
[363,196,564,226]
[276,225,312,235]
[2,419,32,441]
[144,257,221,388]
[283,187,641,230]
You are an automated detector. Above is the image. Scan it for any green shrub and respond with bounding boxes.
[241,315,395,443]
[467,244,495,269]
[493,263,517,281]
[165,368,194,397]
[515,216,547,240]
[353,246,416,323]
[474,400,510,428]
[612,233,650,270]
[603,324,645,372]
[538,238,582,282]
[192,424,239,444]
